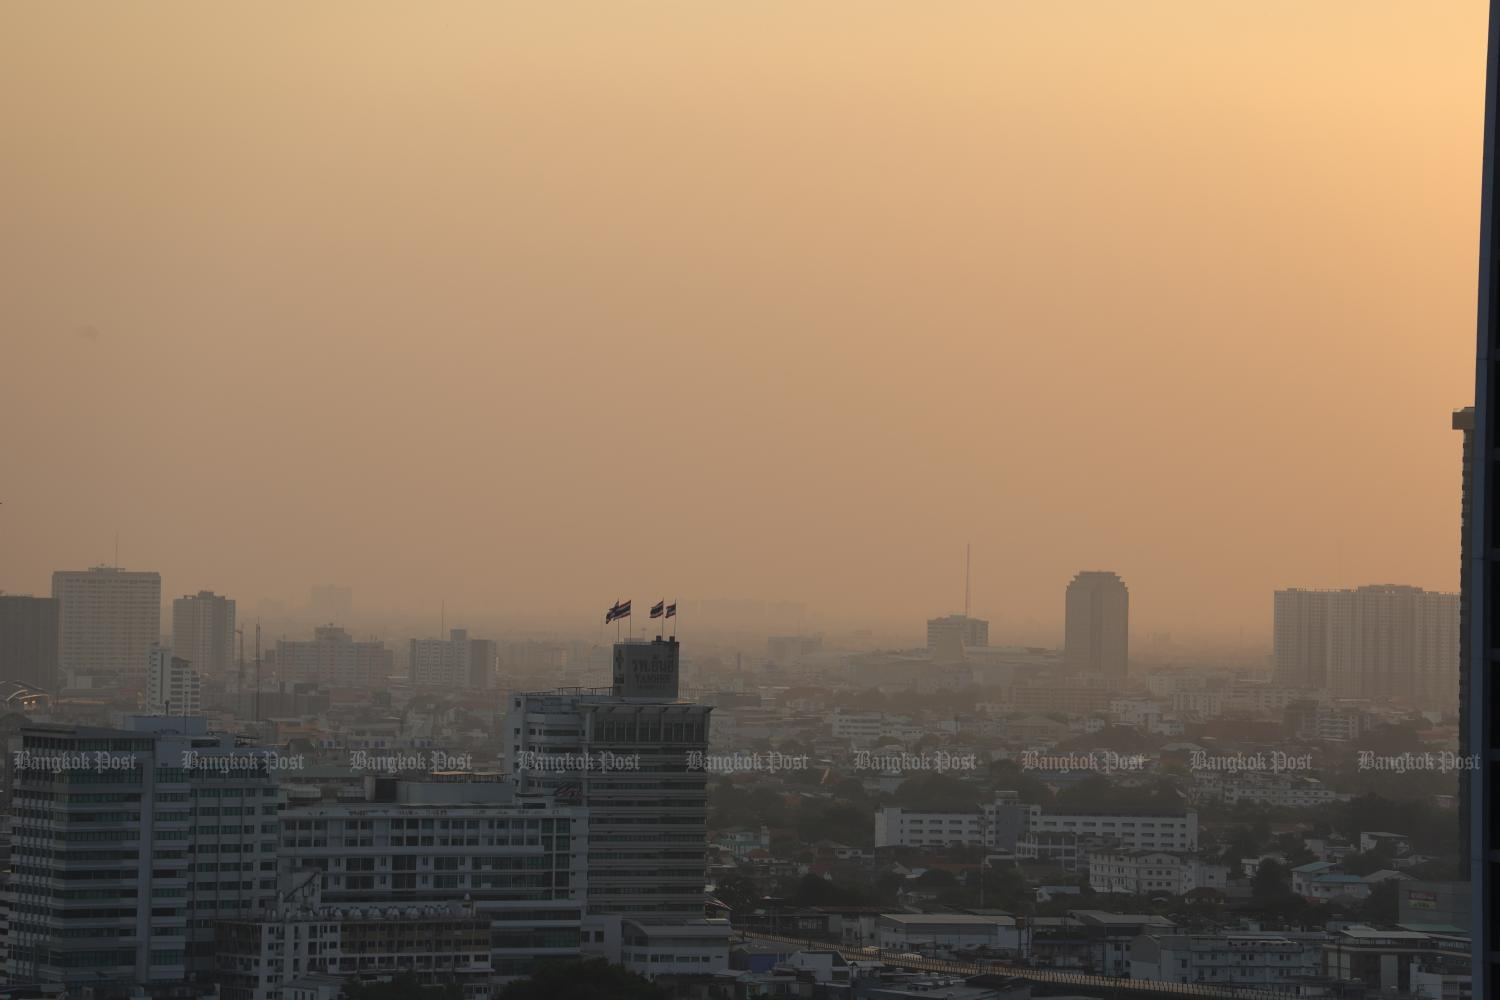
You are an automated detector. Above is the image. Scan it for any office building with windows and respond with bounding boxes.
[5,718,281,992]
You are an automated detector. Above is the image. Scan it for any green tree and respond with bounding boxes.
[893,772,982,813]
[495,959,669,1000]
[343,974,461,1000]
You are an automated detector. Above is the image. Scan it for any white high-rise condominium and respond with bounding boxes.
[1274,585,1459,707]
[171,590,235,681]
[51,566,161,683]
[147,644,201,716]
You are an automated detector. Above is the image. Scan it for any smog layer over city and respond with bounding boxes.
[0,4,1494,1000]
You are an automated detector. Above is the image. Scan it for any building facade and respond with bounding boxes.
[926,615,989,656]
[1064,571,1129,677]
[0,595,60,690]
[1274,585,1459,707]
[5,719,281,992]
[409,628,496,690]
[171,590,236,683]
[276,626,392,688]
[51,566,161,685]
[146,645,202,716]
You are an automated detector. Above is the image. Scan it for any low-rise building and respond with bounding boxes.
[876,913,1020,957]
[1086,850,1228,896]
[1130,930,1325,990]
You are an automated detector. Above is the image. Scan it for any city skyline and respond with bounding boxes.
[0,2,1482,640]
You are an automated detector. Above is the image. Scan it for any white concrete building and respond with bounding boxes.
[877,914,1019,957]
[146,643,202,716]
[214,874,495,1000]
[1131,931,1325,989]
[831,709,884,743]
[873,807,985,848]
[1086,850,1228,896]
[277,776,588,983]
[1028,806,1198,852]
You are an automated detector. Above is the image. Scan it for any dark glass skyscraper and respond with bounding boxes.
[1470,2,1500,990]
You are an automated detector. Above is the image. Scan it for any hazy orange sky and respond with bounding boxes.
[0,2,1487,643]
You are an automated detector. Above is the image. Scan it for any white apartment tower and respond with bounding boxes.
[51,566,161,683]
[147,644,202,716]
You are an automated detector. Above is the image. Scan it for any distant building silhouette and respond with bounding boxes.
[1064,571,1129,677]
[409,628,496,689]
[171,590,235,681]
[0,595,60,690]
[926,614,988,656]
[1273,585,1458,706]
[51,566,161,685]
[307,583,353,623]
[276,625,391,688]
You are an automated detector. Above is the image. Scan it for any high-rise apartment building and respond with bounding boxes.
[171,590,235,681]
[926,614,989,654]
[146,644,202,716]
[409,628,496,689]
[0,595,60,690]
[50,566,161,684]
[1064,571,1129,677]
[5,718,281,991]
[276,625,392,688]
[1273,588,1331,689]
[1273,586,1459,706]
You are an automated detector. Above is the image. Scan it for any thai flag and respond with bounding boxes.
[665,603,677,619]
[650,601,665,619]
[606,599,632,623]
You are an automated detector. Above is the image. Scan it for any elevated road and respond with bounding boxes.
[736,931,1292,1000]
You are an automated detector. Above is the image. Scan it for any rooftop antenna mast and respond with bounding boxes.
[965,542,971,618]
